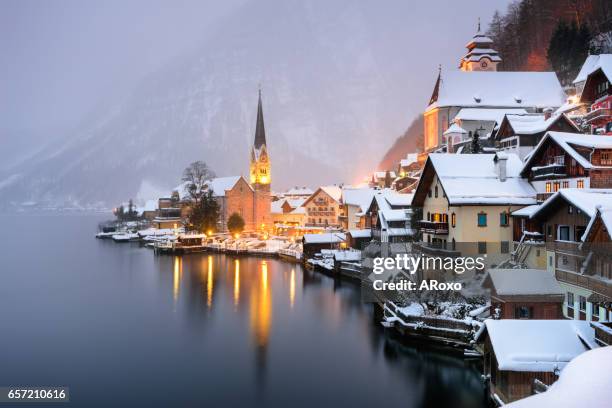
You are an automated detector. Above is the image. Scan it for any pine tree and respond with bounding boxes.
[227,213,245,235]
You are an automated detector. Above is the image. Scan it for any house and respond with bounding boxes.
[270,197,306,229]
[302,233,346,259]
[302,185,342,228]
[478,319,596,405]
[370,171,396,188]
[494,113,579,159]
[530,189,612,321]
[283,186,314,199]
[346,229,372,250]
[365,189,414,244]
[397,153,420,177]
[411,153,536,259]
[483,269,563,319]
[577,54,612,134]
[520,131,612,202]
[452,107,528,151]
[153,191,185,229]
[339,187,375,230]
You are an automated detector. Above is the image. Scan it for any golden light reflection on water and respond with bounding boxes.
[173,256,182,304]
[234,259,240,308]
[207,255,213,309]
[290,268,295,308]
[250,260,272,348]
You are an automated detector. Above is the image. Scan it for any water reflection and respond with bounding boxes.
[207,255,213,308]
[173,256,182,305]
[234,259,240,308]
[290,268,296,308]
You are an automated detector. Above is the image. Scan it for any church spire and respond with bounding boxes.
[254,88,266,149]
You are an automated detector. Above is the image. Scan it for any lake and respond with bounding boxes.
[0,214,487,407]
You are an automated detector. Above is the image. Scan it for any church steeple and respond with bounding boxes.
[254,88,267,149]
[459,19,502,72]
[250,89,271,189]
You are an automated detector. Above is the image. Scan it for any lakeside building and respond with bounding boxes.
[302,185,342,228]
[483,268,564,320]
[520,131,612,203]
[493,113,579,159]
[364,189,414,245]
[529,189,612,322]
[339,187,376,230]
[271,197,306,229]
[576,54,612,134]
[478,319,597,405]
[411,153,536,260]
[423,26,566,152]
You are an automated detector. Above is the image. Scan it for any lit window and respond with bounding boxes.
[602,151,612,165]
[477,212,487,227]
[451,213,456,228]
[577,179,584,189]
[553,182,560,192]
[545,182,552,193]
[562,181,569,188]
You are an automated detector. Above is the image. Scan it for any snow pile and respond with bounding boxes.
[486,268,563,296]
[454,108,527,124]
[302,233,346,244]
[507,346,612,408]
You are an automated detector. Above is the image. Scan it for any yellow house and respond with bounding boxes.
[412,153,536,259]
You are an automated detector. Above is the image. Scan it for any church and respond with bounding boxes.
[214,90,272,232]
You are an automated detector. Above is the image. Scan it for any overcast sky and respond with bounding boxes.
[1,0,512,151]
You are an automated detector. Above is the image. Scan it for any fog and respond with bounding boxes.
[0,0,511,207]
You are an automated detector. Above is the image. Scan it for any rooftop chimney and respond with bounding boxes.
[495,152,508,182]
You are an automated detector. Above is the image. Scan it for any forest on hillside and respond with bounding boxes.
[378,0,612,172]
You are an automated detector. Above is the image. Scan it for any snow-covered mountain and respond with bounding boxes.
[0,0,417,209]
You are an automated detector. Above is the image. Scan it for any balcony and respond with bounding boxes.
[531,163,566,179]
[555,269,612,300]
[419,220,449,235]
[584,107,612,124]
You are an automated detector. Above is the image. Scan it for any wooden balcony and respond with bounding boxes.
[419,220,449,235]
[555,269,612,300]
[584,107,612,124]
[531,164,566,179]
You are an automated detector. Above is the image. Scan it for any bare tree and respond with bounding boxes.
[182,161,215,204]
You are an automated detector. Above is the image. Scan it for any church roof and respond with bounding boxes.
[254,89,267,149]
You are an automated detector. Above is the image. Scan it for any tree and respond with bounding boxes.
[227,212,245,235]
[188,190,220,233]
[547,20,591,87]
[384,170,392,188]
[470,130,481,154]
[182,161,215,204]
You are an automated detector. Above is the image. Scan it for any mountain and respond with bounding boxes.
[0,0,420,209]
[378,114,423,171]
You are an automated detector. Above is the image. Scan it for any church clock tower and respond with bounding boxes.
[250,89,271,192]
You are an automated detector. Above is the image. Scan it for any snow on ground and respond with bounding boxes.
[506,346,612,408]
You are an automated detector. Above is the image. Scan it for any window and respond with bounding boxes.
[592,303,600,319]
[545,182,552,193]
[577,179,584,189]
[499,212,509,227]
[553,182,560,192]
[547,225,552,237]
[501,241,509,254]
[579,296,586,312]
[428,189,432,198]
[575,226,586,242]
[515,306,532,319]
[602,151,612,165]
[433,213,441,222]
[562,181,569,188]
[477,212,487,227]
[567,292,574,309]
[478,241,487,254]
[558,225,570,241]
[568,205,573,214]
[435,185,438,198]
[427,212,431,221]
[451,213,456,228]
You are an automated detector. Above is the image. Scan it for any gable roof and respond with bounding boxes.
[479,319,596,372]
[454,108,527,124]
[531,189,612,220]
[485,269,563,296]
[303,185,342,206]
[443,123,467,135]
[209,176,247,196]
[573,54,612,84]
[521,131,612,176]
[582,206,612,242]
[413,153,536,206]
[341,187,376,212]
[501,113,578,135]
[427,71,566,112]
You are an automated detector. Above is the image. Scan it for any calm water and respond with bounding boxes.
[0,214,487,407]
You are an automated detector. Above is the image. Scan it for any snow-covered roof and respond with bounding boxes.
[505,346,611,408]
[341,187,376,212]
[523,131,612,173]
[320,185,342,202]
[454,108,527,124]
[511,204,541,217]
[332,250,361,262]
[381,209,409,222]
[428,71,566,111]
[486,269,563,296]
[285,198,306,208]
[399,153,418,167]
[427,153,536,205]
[209,176,243,196]
[504,113,575,135]
[582,206,612,242]
[531,189,612,220]
[291,206,306,215]
[443,123,467,135]
[573,54,612,84]
[271,199,285,214]
[384,191,413,207]
[482,319,596,372]
[373,171,397,179]
[303,233,346,244]
[348,229,371,238]
[284,187,314,196]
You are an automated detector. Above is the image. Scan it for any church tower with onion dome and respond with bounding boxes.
[460,19,502,72]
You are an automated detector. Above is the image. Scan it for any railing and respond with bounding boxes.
[584,107,612,124]
[555,270,612,299]
[532,164,566,179]
[419,220,449,235]
[536,192,553,202]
